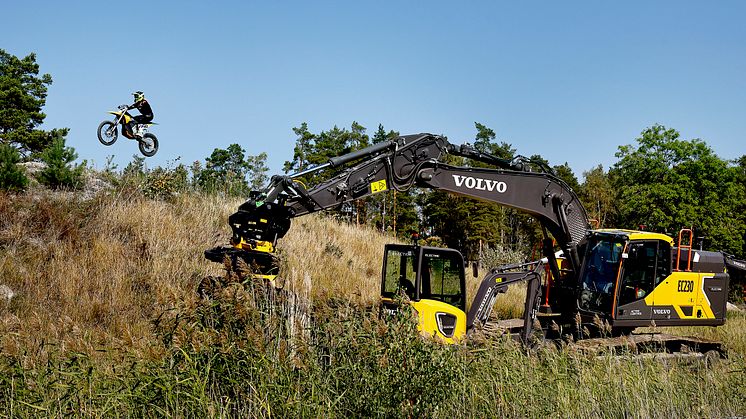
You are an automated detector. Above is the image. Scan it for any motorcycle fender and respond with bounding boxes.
[107,110,131,123]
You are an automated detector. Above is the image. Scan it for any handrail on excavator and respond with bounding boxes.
[675,227,694,272]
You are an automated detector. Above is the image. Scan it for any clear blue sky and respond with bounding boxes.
[3,1,745,178]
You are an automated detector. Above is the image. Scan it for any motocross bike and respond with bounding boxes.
[97,105,159,157]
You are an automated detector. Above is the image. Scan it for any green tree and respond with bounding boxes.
[579,165,616,228]
[282,122,372,224]
[0,143,28,191]
[283,122,370,185]
[420,123,532,258]
[553,162,581,192]
[0,49,67,156]
[283,122,315,174]
[198,144,267,195]
[245,152,269,189]
[38,136,85,190]
[123,154,146,182]
[738,155,746,256]
[473,122,497,153]
[611,124,744,255]
[367,124,418,234]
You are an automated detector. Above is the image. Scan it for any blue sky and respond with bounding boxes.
[3,1,745,178]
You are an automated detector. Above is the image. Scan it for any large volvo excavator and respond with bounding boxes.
[206,133,744,350]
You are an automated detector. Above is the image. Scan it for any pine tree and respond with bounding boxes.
[0,143,28,191]
[0,49,68,156]
[38,136,84,189]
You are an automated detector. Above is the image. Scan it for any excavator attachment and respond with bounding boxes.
[204,245,280,281]
[228,191,294,245]
[205,190,292,280]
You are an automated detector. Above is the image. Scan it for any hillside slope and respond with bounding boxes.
[0,190,744,417]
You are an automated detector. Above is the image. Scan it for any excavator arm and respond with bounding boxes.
[206,132,593,343]
[225,133,589,259]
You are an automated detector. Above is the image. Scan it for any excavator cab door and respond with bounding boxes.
[578,234,625,315]
[381,244,467,342]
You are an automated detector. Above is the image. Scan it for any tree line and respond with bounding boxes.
[2,49,744,260]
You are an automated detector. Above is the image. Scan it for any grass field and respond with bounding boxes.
[0,190,744,417]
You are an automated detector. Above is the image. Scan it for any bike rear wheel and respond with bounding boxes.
[139,133,159,157]
[97,121,118,146]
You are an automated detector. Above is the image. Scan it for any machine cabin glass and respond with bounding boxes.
[617,240,670,307]
[579,235,625,313]
[381,245,466,312]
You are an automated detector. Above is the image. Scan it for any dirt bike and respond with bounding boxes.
[97,105,159,157]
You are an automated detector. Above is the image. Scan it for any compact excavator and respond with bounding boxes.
[205,133,745,351]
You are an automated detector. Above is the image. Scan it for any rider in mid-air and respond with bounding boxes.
[122,91,154,139]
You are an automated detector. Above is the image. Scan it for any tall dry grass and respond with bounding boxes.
[0,191,236,360]
[0,189,744,417]
[0,189,412,361]
[277,214,402,304]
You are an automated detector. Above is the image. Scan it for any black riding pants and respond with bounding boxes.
[123,114,153,137]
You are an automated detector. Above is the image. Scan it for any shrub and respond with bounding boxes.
[480,243,525,269]
[141,164,189,200]
[0,143,28,191]
[37,136,84,189]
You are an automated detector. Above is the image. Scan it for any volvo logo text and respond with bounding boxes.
[452,175,507,193]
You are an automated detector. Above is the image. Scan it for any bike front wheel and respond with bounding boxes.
[139,133,159,157]
[97,121,118,146]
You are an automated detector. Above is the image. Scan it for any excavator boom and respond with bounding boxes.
[226,134,588,264]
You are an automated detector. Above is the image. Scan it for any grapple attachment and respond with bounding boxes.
[228,191,294,245]
[205,190,292,280]
[204,245,280,280]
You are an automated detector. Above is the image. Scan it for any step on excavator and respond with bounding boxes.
[205,133,746,355]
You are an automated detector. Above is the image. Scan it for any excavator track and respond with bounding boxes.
[571,332,724,359]
[484,317,725,360]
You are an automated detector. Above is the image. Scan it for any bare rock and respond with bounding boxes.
[19,161,46,176]
[0,285,15,304]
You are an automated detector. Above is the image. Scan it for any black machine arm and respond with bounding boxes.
[466,260,545,344]
[227,133,590,264]
[227,133,449,245]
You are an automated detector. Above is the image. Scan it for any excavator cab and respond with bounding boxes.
[576,230,729,330]
[380,244,467,343]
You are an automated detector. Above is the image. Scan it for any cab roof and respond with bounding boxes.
[592,229,674,245]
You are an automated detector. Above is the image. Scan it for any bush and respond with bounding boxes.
[37,136,84,189]
[0,143,28,191]
[480,243,525,269]
[141,164,189,200]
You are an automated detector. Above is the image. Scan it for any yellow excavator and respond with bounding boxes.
[205,133,744,350]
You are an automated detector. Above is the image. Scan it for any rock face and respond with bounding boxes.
[0,285,15,304]
[18,161,46,177]
[17,162,114,199]
[82,172,114,199]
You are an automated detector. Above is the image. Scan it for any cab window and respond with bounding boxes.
[421,253,464,310]
[579,236,625,313]
[618,241,661,306]
[382,247,418,299]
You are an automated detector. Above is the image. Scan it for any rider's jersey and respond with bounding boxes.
[129,99,154,119]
